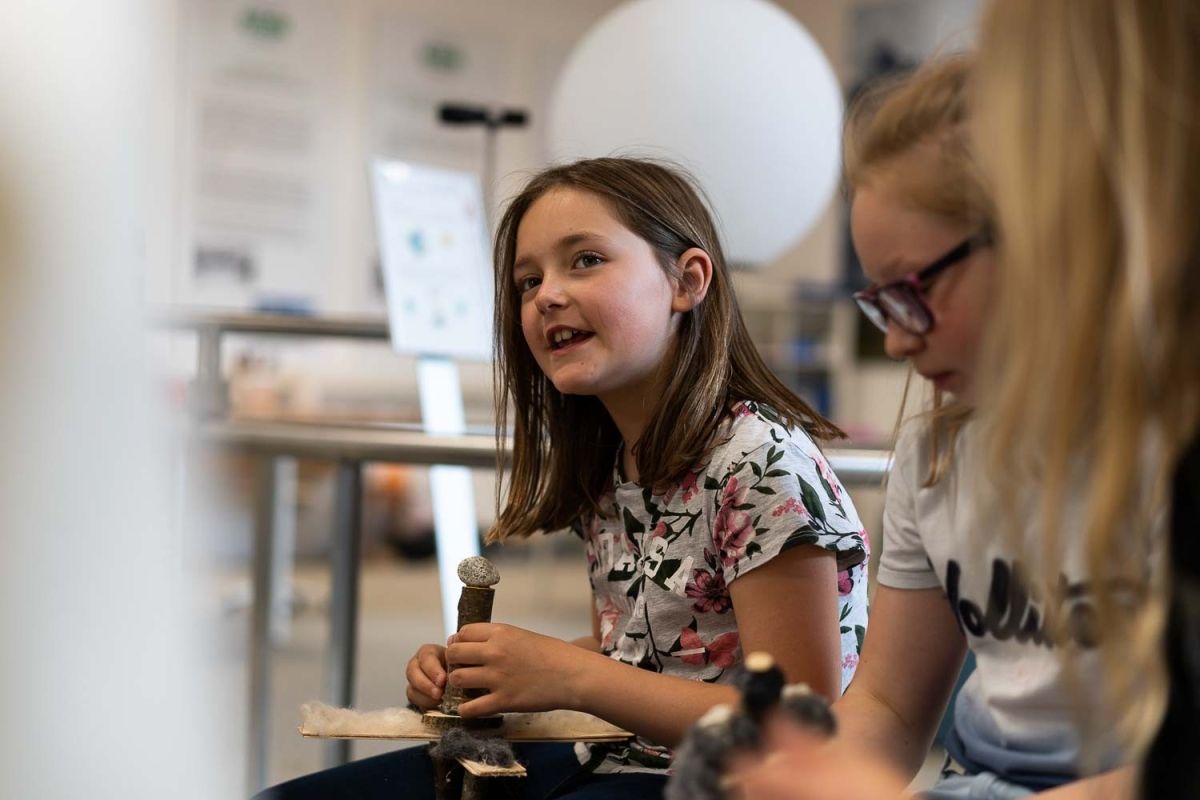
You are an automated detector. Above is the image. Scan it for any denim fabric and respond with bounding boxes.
[252,742,667,800]
[920,770,1033,800]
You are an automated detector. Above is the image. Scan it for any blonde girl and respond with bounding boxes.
[735,54,1147,800]
[734,1,1198,797]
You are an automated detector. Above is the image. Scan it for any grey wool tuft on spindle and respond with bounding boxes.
[429,727,516,768]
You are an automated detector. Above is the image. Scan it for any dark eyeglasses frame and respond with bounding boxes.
[853,231,992,336]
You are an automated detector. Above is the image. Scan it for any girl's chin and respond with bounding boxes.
[549,375,599,397]
[928,371,956,391]
[928,372,975,402]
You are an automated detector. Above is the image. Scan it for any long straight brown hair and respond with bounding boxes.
[489,157,844,541]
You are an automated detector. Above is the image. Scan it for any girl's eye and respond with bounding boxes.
[573,252,604,269]
[515,275,541,293]
[918,272,945,295]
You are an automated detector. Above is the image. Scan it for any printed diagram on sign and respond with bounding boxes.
[372,162,493,361]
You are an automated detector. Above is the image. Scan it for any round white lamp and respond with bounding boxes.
[549,0,843,267]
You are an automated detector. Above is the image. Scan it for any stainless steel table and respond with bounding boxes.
[167,312,891,792]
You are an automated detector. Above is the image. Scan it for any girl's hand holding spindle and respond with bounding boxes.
[404,643,447,710]
[729,719,909,800]
[445,622,590,717]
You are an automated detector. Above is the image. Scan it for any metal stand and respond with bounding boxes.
[247,458,277,793]
[436,103,529,215]
[417,356,482,637]
[323,459,363,768]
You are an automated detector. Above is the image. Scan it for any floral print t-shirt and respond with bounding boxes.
[573,400,870,774]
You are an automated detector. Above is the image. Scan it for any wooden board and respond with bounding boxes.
[500,709,631,742]
[298,702,631,742]
[458,758,527,778]
[421,710,504,732]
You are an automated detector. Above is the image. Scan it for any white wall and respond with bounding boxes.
[166,0,982,450]
[764,0,981,440]
[169,0,623,317]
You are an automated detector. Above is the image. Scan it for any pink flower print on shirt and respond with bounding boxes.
[707,631,739,668]
[770,496,812,524]
[719,475,749,513]
[678,627,740,668]
[837,570,854,596]
[662,468,701,507]
[814,455,844,503]
[714,476,753,568]
[685,568,731,614]
[681,470,700,504]
[860,526,871,558]
[598,597,625,650]
[678,627,707,665]
[842,652,859,671]
[582,517,605,571]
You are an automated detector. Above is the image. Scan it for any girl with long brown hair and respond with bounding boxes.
[261,157,869,799]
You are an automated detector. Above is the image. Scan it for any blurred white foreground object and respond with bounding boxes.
[0,1,227,797]
[549,0,843,267]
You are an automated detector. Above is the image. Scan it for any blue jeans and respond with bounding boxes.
[920,768,1033,800]
[252,742,666,800]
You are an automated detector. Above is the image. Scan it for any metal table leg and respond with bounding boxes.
[324,458,363,768]
[248,455,277,794]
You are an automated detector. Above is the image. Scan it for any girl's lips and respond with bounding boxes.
[549,331,594,355]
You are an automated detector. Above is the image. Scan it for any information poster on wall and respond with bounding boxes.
[371,161,493,361]
[177,0,345,311]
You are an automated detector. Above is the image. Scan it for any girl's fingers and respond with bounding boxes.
[447,665,490,690]
[418,643,447,661]
[725,736,818,786]
[726,721,831,798]
[445,641,488,666]
[728,764,811,800]
[405,644,447,702]
[417,648,447,687]
[454,622,507,642]
[405,683,439,710]
[456,693,501,719]
[733,732,909,800]
[763,716,828,752]
[405,657,442,700]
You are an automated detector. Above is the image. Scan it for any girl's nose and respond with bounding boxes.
[883,320,925,361]
[533,279,567,314]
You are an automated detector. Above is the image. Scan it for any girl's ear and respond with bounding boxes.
[672,247,713,313]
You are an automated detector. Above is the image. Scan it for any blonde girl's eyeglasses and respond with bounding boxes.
[853,230,992,335]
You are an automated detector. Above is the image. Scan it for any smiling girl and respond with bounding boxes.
[260,158,869,800]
